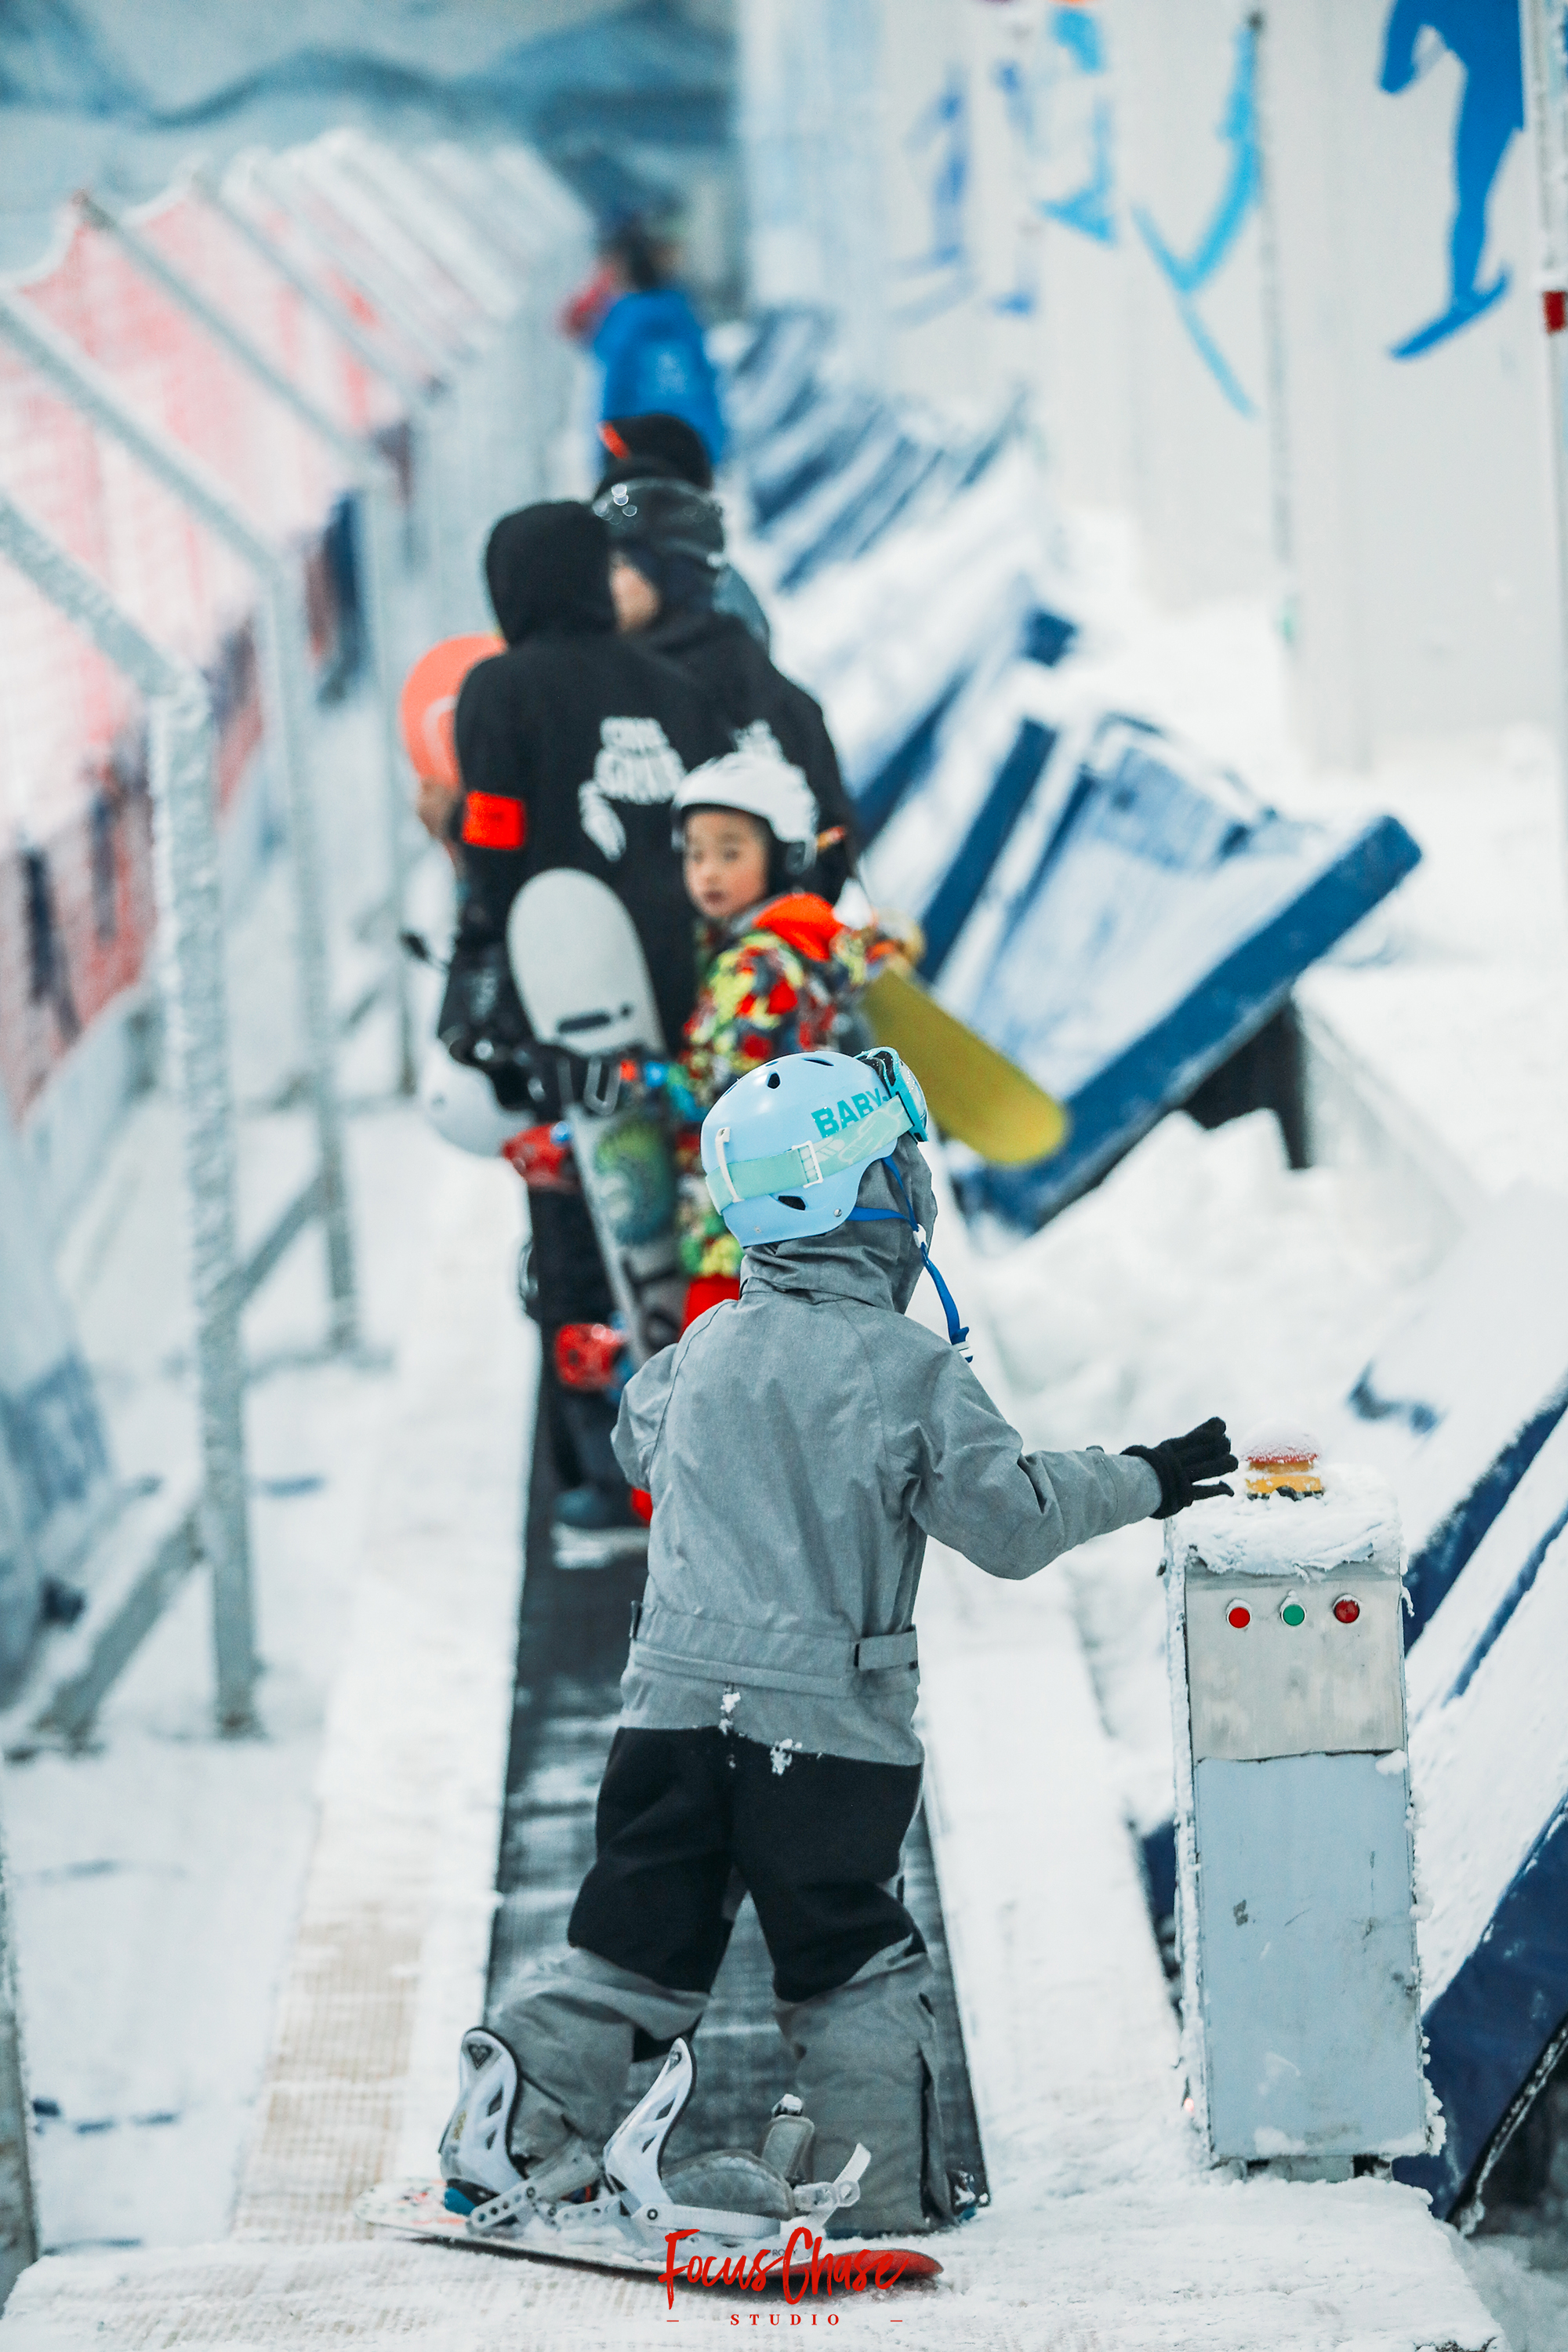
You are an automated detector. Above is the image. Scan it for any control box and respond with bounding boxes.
[1165,1462,1433,2166]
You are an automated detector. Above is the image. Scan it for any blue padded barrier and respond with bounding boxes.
[943,719,1421,1228]
[1022,608,1079,666]
[847,609,1077,852]
[723,308,836,448]
[1394,1419,1568,2212]
[920,721,1057,981]
[747,389,881,529]
[779,442,947,591]
[1404,1804,1568,2214]
[851,677,969,848]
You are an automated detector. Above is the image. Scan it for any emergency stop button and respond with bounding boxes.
[1333,1595,1361,1624]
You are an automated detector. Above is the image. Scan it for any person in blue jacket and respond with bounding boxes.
[589,224,726,466]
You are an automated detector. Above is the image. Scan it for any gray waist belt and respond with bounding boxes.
[626,1599,918,1698]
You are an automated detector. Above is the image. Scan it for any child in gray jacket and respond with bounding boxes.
[443,1047,1233,2245]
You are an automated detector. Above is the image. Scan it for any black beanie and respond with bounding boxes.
[597,410,714,492]
[484,503,616,646]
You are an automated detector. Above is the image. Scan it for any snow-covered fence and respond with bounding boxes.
[0,135,586,1731]
[0,289,359,1345]
[0,137,589,1221]
[0,1096,113,1676]
[0,488,256,1733]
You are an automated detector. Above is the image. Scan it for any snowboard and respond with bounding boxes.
[507,869,684,1367]
[399,632,503,786]
[863,963,1069,1167]
[355,2178,942,2296]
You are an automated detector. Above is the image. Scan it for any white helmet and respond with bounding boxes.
[419,1038,526,1158]
[673,745,819,877]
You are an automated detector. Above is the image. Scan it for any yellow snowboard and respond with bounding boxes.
[863,965,1069,1167]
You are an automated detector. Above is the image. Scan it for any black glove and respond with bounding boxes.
[1123,1417,1238,1519]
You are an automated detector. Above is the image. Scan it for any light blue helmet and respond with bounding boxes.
[700,1048,925,1244]
[699,1047,968,1347]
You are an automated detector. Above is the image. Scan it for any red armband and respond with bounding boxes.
[462,792,527,851]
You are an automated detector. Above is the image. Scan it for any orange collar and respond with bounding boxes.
[746,892,842,962]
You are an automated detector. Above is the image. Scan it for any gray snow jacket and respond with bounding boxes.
[612,1138,1161,1765]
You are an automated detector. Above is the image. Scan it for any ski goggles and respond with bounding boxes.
[860,1047,930,1145]
[707,1048,929,1208]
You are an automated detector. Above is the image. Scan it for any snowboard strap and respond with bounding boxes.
[710,1095,911,1207]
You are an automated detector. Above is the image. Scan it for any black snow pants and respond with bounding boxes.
[488,1727,951,2234]
[571,1726,924,2001]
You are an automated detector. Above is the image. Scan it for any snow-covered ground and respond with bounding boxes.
[1,488,1562,2341]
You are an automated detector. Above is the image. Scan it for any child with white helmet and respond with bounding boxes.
[445,1044,1236,2254]
[663,742,913,1324]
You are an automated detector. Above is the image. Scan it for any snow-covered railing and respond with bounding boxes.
[0,488,256,1734]
[0,136,589,1207]
[0,134,586,1735]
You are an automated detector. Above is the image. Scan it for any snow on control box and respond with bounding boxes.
[1166,1446,1432,2168]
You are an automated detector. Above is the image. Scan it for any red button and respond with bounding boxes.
[1227,1604,1251,1629]
[1333,1595,1360,1625]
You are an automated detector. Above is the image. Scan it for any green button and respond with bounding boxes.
[1281,1599,1307,1628]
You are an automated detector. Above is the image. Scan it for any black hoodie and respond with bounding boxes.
[637,599,858,902]
[448,503,731,1055]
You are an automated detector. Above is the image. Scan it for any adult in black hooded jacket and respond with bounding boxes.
[446,501,730,1057]
[443,503,729,1534]
[592,470,858,903]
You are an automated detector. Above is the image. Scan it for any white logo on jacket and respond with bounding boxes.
[579,717,687,862]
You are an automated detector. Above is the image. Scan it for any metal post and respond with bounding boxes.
[258,158,469,633]
[78,193,417,1092]
[0,492,257,1733]
[0,1777,38,2304]
[1520,0,1568,857]
[1250,11,1298,649]
[197,169,449,594]
[0,291,359,1344]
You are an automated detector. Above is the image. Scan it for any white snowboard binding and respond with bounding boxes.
[435,2027,867,2262]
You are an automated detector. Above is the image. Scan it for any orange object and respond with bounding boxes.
[462,791,527,851]
[399,632,503,788]
[1243,1428,1323,1499]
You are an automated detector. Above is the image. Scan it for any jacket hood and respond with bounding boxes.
[741,1135,936,1317]
[484,503,615,646]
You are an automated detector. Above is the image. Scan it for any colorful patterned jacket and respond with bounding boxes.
[666,893,908,1280]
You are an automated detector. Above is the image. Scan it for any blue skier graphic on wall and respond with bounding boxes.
[994,4,1116,251]
[1131,19,1259,418]
[1379,0,1524,360]
[892,66,975,325]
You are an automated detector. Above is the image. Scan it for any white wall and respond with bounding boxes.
[737,0,1562,758]
[1112,0,1273,605]
[1268,0,1559,764]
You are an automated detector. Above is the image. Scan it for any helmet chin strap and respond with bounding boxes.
[848,1158,969,1349]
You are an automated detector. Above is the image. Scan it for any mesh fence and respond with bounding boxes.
[0,137,570,1135]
